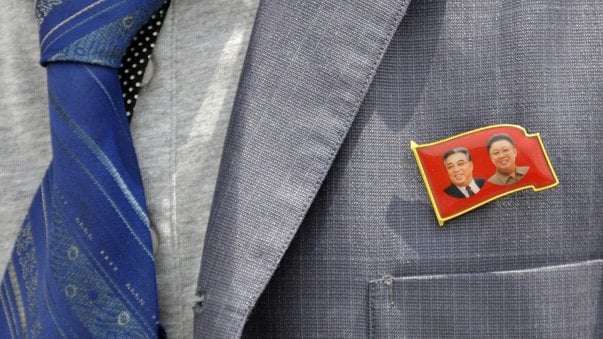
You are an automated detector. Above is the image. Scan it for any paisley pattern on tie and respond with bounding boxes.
[35,0,63,24]
[0,1,165,337]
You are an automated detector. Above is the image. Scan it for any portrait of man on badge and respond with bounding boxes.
[443,147,485,198]
[487,133,530,185]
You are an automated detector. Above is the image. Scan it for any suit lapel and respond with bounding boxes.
[195,0,413,336]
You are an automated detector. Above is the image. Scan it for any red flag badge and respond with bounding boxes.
[410,124,558,226]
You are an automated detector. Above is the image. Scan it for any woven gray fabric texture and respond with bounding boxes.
[369,260,602,337]
[196,0,602,337]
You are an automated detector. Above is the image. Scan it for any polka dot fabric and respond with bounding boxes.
[118,0,170,121]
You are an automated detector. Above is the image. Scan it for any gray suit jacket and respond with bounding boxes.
[194,0,602,337]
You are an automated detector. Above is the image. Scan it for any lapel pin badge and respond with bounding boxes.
[410,124,559,226]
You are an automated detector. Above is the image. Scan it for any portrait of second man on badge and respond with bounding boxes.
[443,147,485,198]
[487,133,530,185]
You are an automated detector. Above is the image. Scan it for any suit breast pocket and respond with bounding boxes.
[368,260,602,338]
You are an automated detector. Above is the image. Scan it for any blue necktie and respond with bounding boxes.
[0,1,165,337]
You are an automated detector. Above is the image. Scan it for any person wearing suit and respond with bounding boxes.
[195,1,602,337]
[1,0,602,338]
[487,133,530,185]
[443,147,486,198]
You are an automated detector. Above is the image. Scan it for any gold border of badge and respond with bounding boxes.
[410,124,560,227]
